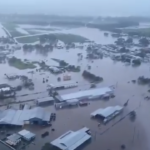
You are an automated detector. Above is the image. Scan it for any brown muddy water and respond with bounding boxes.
[0,27,150,150]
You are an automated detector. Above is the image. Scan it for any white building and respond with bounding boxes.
[51,127,91,150]
[18,129,35,141]
[91,105,123,124]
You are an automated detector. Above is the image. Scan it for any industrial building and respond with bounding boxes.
[91,105,123,124]
[60,87,113,101]
[0,107,51,126]
[37,97,54,106]
[18,130,35,141]
[55,87,113,108]
[51,127,91,150]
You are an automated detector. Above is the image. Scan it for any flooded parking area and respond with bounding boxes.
[0,24,150,150]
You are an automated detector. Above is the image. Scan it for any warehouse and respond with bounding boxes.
[51,127,91,150]
[0,107,51,126]
[37,97,54,106]
[60,87,113,102]
[91,105,123,124]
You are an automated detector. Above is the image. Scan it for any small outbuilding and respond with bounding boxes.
[18,129,35,141]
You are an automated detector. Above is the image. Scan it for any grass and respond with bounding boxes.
[8,57,36,70]
[2,22,25,37]
[16,33,88,44]
[16,36,39,43]
[55,33,87,43]
[2,22,18,30]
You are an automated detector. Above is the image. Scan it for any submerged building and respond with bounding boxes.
[0,140,15,150]
[60,87,113,101]
[51,127,91,150]
[0,84,15,98]
[55,87,113,108]
[91,105,123,124]
[0,107,51,126]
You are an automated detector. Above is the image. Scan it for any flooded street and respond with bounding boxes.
[0,26,150,150]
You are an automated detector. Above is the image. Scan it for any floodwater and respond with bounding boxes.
[0,26,150,150]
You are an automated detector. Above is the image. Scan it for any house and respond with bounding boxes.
[51,127,91,150]
[0,107,51,126]
[0,84,15,98]
[91,105,123,124]
[18,129,35,141]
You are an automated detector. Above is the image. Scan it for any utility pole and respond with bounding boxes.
[132,126,136,144]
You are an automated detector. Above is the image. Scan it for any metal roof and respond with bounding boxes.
[0,107,51,126]
[91,106,123,118]
[51,127,91,150]
[7,134,21,143]
[37,97,54,103]
[0,141,15,150]
[61,87,112,101]
[18,130,35,141]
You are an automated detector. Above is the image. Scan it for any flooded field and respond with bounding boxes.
[0,24,150,150]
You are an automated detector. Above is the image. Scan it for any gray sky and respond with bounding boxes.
[0,0,150,16]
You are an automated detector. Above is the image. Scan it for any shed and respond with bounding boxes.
[18,130,35,141]
[91,106,123,123]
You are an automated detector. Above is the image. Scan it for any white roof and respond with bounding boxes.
[0,107,51,126]
[51,128,91,150]
[0,87,11,92]
[50,81,78,88]
[61,87,112,101]
[18,129,35,140]
[37,97,54,103]
[91,106,123,117]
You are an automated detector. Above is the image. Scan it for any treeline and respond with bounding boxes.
[87,21,139,31]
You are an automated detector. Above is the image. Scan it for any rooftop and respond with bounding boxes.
[91,105,123,117]
[37,97,54,103]
[0,107,51,126]
[0,141,15,150]
[18,129,35,141]
[61,87,112,101]
[7,134,21,142]
[51,127,91,150]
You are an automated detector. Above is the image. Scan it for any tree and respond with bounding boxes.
[139,38,149,46]
[126,37,133,43]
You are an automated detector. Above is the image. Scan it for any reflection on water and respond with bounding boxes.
[0,26,150,150]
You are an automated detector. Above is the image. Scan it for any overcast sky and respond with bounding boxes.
[0,0,150,16]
